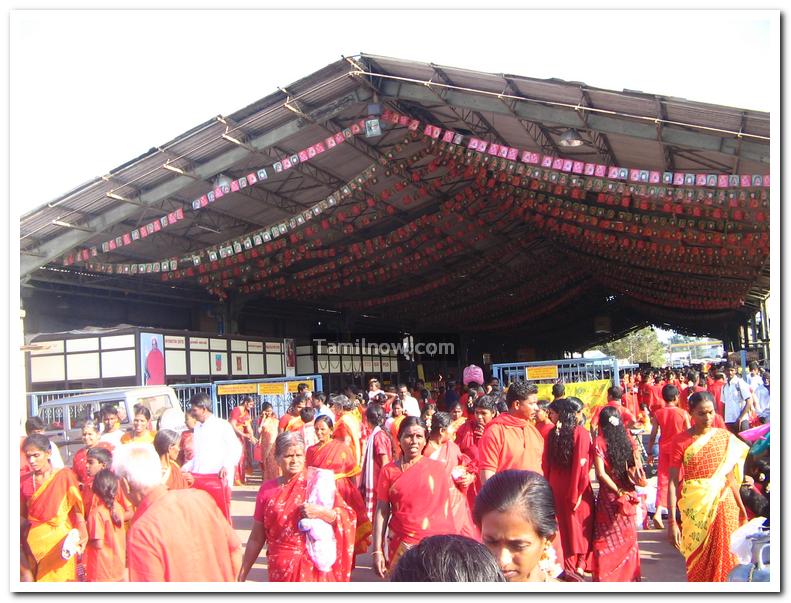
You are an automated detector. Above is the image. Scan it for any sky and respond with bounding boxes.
[9,8,777,219]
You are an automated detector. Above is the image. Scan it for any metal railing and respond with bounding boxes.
[26,375,323,425]
[492,356,621,387]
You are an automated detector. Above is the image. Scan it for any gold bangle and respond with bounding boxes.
[372,551,384,556]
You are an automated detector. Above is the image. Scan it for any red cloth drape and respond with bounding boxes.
[306,440,372,554]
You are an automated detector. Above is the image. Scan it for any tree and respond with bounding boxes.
[592,327,667,366]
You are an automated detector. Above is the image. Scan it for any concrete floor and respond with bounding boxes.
[231,474,687,583]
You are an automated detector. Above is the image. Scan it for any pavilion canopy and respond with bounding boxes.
[19,54,770,349]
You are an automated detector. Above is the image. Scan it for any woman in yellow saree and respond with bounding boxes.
[667,391,749,581]
[20,434,87,581]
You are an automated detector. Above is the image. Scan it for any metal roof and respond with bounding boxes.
[19,53,770,348]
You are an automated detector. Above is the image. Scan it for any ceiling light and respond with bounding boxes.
[213,174,233,189]
[559,128,585,147]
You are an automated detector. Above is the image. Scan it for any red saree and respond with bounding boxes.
[306,440,372,554]
[670,428,749,581]
[255,472,355,582]
[424,440,480,541]
[543,426,595,575]
[376,456,465,567]
[230,406,253,485]
[591,436,641,582]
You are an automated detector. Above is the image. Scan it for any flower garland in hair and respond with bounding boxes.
[608,415,620,426]
[538,541,563,579]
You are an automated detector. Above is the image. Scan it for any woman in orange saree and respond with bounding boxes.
[385,400,406,459]
[372,417,472,578]
[668,391,749,582]
[306,415,372,555]
[20,434,87,582]
[254,402,280,481]
[237,432,356,582]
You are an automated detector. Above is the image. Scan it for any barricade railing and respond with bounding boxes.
[26,376,323,428]
[492,356,620,387]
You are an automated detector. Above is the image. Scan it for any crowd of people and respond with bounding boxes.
[19,359,770,583]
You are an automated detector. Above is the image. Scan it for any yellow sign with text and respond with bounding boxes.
[217,383,258,395]
[258,383,286,395]
[535,379,611,420]
[526,365,559,380]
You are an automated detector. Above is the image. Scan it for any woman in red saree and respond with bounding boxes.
[71,421,100,488]
[422,412,479,539]
[591,406,642,582]
[543,398,595,578]
[20,434,87,582]
[668,391,749,582]
[238,432,355,582]
[229,397,257,486]
[372,417,475,578]
[254,402,280,481]
[306,415,372,555]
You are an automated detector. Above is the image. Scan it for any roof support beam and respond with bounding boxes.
[21,89,365,278]
[375,80,769,165]
[501,77,563,156]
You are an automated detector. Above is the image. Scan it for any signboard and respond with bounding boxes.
[258,382,286,395]
[265,342,282,353]
[248,341,264,353]
[525,365,559,380]
[190,337,209,350]
[164,335,186,349]
[217,383,258,395]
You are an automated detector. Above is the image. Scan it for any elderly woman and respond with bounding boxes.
[154,429,193,490]
[372,416,475,578]
[238,432,356,582]
[20,434,86,582]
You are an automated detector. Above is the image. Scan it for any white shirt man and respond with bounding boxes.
[397,385,421,418]
[182,409,241,489]
[722,364,752,428]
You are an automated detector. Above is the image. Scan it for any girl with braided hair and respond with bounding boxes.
[85,469,127,581]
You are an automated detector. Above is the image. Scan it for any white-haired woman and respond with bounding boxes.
[237,431,356,582]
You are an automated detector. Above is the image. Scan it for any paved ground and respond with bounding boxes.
[231,473,687,583]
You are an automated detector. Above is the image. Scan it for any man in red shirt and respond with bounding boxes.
[590,385,637,436]
[478,381,545,484]
[455,394,499,509]
[115,444,242,581]
[647,384,690,529]
[648,372,666,412]
[707,369,727,418]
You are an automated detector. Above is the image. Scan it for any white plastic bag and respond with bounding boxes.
[297,467,337,572]
[730,517,768,564]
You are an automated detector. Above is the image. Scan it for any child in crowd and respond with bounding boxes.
[85,469,127,582]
